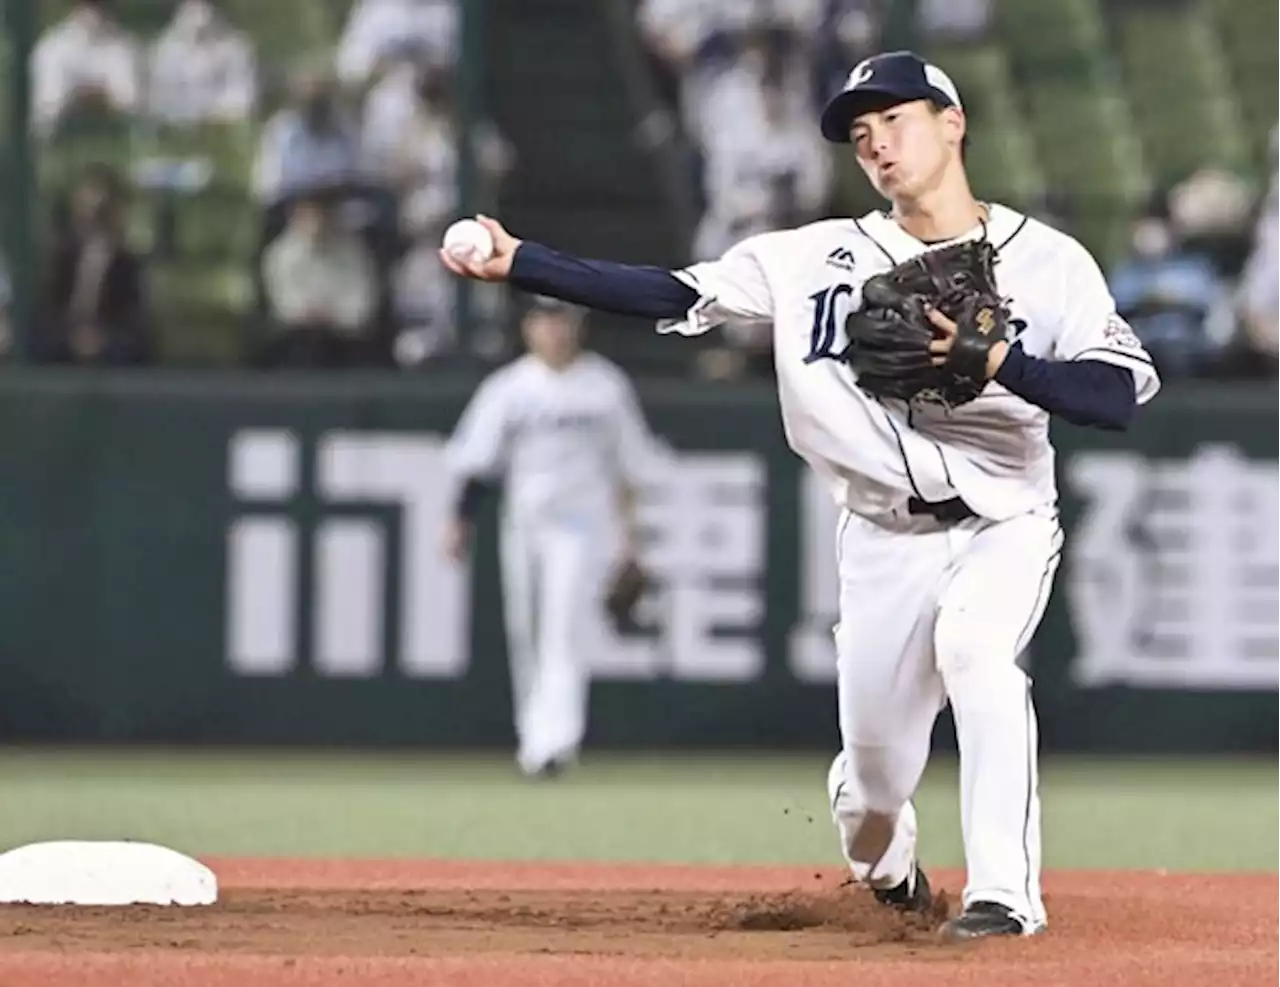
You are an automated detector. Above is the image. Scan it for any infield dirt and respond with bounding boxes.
[0,859,1273,986]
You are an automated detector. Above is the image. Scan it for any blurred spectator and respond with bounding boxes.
[147,0,258,125]
[260,196,382,367]
[693,318,775,381]
[336,0,458,88]
[700,24,815,144]
[638,4,833,264]
[695,26,829,259]
[383,66,511,243]
[1239,128,1280,365]
[917,0,991,43]
[359,50,428,175]
[35,164,152,366]
[695,126,831,259]
[379,64,512,360]
[33,0,141,135]
[1236,180,1278,362]
[1108,209,1234,377]
[635,0,697,116]
[1167,167,1257,278]
[392,248,511,366]
[636,0,744,149]
[391,243,454,363]
[253,66,363,207]
[382,64,459,355]
[814,0,881,111]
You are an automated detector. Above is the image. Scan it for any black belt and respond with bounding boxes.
[907,496,976,523]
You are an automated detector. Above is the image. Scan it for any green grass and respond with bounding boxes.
[0,750,1273,872]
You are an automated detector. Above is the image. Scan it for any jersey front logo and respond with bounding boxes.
[804,284,856,364]
[511,410,607,438]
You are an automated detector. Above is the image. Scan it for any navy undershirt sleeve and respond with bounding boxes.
[508,241,700,320]
[509,243,1137,429]
[994,344,1137,430]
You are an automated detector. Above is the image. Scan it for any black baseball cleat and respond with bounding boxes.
[937,901,1026,941]
[528,757,572,780]
[871,863,933,914]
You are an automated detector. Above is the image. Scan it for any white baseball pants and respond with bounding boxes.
[499,514,614,774]
[825,505,1063,930]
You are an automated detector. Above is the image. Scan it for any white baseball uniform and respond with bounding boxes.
[446,351,655,775]
[659,203,1161,929]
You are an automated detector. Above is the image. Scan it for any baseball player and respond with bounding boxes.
[444,297,653,779]
[441,51,1160,938]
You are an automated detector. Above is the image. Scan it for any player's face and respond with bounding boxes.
[523,312,582,367]
[850,100,962,201]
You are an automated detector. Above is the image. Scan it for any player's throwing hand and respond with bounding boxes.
[439,215,521,281]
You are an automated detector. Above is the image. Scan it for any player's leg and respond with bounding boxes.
[933,509,1064,934]
[517,520,607,774]
[828,512,949,894]
[497,518,543,772]
[827,752,925,895]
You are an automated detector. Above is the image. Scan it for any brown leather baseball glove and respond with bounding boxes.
[604,558,649,634]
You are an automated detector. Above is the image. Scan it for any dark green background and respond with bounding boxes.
[0,370,1274,752]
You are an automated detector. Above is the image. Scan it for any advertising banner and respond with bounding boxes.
[0,373,1272,751]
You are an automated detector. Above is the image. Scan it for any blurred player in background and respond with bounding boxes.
[443,297,655,778]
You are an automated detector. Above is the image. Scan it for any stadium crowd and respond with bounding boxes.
[26,0,510,368]
[13,0,1277,381]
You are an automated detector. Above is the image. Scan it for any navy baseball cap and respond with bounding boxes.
[820,51,963,143]
[528,294,572,312]
[526,295,584,321]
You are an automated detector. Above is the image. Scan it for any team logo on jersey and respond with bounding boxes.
[976,307,997,336]
[805,284,856,363]
[825,248,857,272]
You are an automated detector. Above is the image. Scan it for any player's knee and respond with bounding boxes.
[829,754,915,870]
[828,772,878,864]
[830,745,912,817]
[934,609,1009,685]
[935,621,1029,720]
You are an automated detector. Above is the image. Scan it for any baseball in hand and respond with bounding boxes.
[442,219,495,264]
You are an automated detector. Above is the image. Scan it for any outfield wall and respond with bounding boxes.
[0,371,1274,752]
